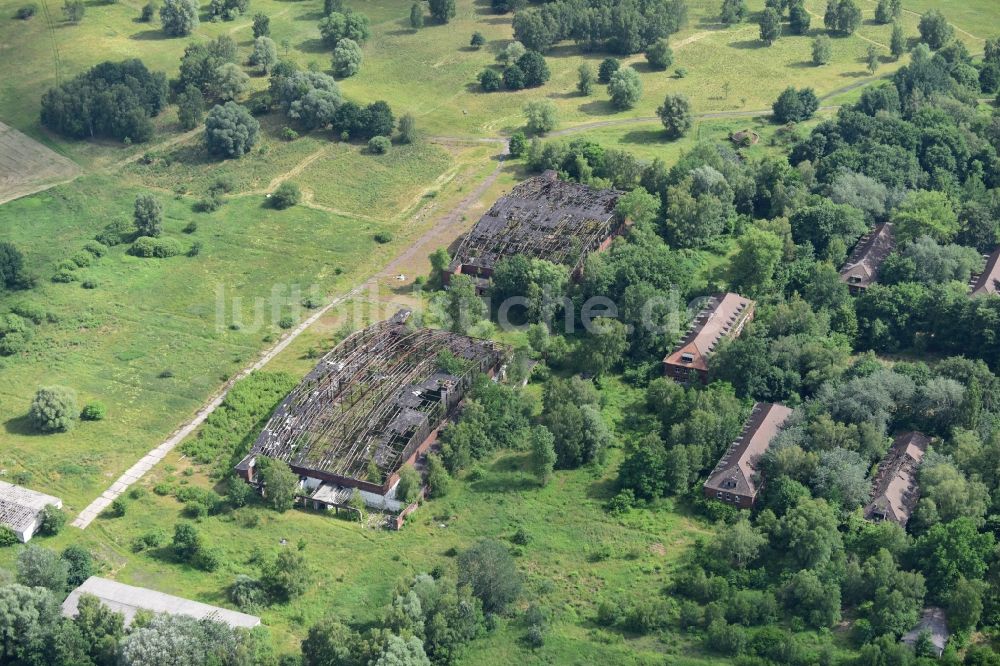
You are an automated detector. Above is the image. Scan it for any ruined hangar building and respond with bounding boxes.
[236,311,507,518]
[703,402,793,508]
[662,292,755,383]
[840,222,896,295]
[444,170,626,293]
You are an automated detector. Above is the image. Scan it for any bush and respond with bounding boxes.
[280,126,299,141]
[368,135,391,154]
[204,102,260,158]
[80,402,106,421]
[39,504,67,536]
[606,488,636,515]
[130,236,182,258]
[270,182,301,209]
[645,39,673,70]
[374,231,393,244]
[608,66,642,110]
[95,216,135,246]
[139,1,156,21]
[479,69,503,92]
[0,526,18,547]
[16,4,37,18]
[29,386,78,433]
[131,530,164,553]
[278,315,295,329]
[82,241,107,257]
[597,58,619,83]
[105,497,127,518]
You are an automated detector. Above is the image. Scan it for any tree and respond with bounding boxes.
[789,2,810,34]
[516,51,550,87]
[318,11,371,47]
[17,545,69,592]
[428,0,455,23]
[607,66,642,110]
[458,539,522,613]
[529,425,556,485]
[759,7,781,45]
[250,37,278,74]
[918,9,953,50]
[775,497,843,569]
[396,464,422,503]
[397,113,416,144]
[172,522,203,562]
[478,69,502,92]
[425,453,451,498]
[74,593,124,665]
[29,386,78,433]
[866,45,880,74]
[502,64,525,90]
[576,63,594,95]
[302,617,361,666]
[333,38,363,77]
[159,0,198,36]
[597,57,619,84]
[772,86,818,123]
[656,93,692,139]
[261,548,309,601]
[0,242,27,291]
[782,569,842,628]
[270,182,301,209]
[38,504,66,536]
[874,0,898,24]
[252,12,270,37]
[523,100,557,134]
[177,84,205,131]
[61,545,93,587]
[720,0,748,24]
[729,227,782,296]
[443,274,485,334]
[132,194,163,242]
[63,0,84,22]
[409,2,423,29]
[578,317,627,377]
[892,190,959,243]
[645,39,673,70]
[890,22,905,59]
[375,635,431,666]
[204,102,260,158]
[119,613,255,665]
[470,31,485,48]
[827,0,861,35]
[0,584,65,664]
[258,456,299,512]
[714,518,766,569]
[812,35,832,66]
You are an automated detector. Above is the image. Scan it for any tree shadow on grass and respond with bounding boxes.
[131,29,168,40]
[587,475,618,502]
[470,474,538,493]
[840,70,869,78]
[297,9,325,21]
[385,28,416,36]
[579,99,617,116]
[542,43,583,59]
[297,38,328,54]
[788,60,817,69]
[3,415,37,436]
[728,39,764,49]
[481,16,510,25]
[620,128,668,146]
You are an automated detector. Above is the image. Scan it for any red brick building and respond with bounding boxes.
[662,293,755,383]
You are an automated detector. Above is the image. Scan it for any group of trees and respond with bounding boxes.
[512,0,688,54]
[318,6,370,77]
[40,59,168,142]
[478,49,551,92]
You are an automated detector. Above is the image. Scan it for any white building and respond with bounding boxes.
[62,577,261,629]
[0,480,62,542]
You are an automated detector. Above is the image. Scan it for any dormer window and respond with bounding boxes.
[680,352,694,363]
[848,276,861,284]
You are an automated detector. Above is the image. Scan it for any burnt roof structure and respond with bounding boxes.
[703,403,793,508]
[447,171,624,286]
[864,431,930,527]
[663,293,755,382]
[840,222,895,293]
[236,311,506,492]
[970,248,1000,297]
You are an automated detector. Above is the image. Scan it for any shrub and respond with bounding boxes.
[645,39,673,70]
[368,135,391,154]
[16,4,37,18]
[70,251,92,268]
[204,102,260,158]
[187,241,202,257]
[278,315,295,329]
[607,488,636,514]
[374,231,393,244]
[131,530,164,553]
[193,548,222,571]
[598,58,619,83]
[95,216,134,246]
[105,497,127,518]
[80,402,106,421]
[39,505,67,536]
[0,526,19,547]
[280,126,299,141]
[82,241,107,257]
[470,31,486,48]
[139,1,156,21]
[479,69,503,92]
[29,386,78,433]
[270,182,301,209]
[130,236,182,258]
